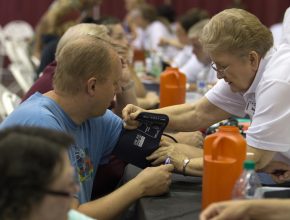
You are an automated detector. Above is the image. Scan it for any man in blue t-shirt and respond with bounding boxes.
[0,33,173,219]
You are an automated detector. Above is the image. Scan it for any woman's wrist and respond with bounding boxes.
[182,158,191,176]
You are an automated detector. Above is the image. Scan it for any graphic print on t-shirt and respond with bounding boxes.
[245,99,256,118]
[71,146,94,182]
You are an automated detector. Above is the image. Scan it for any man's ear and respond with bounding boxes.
[248,51,260,72]
[87,77,97,96]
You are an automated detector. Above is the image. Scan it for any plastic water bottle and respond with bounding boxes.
[151,52,162,77]
[197,80,207,94]
[232,160,262,199]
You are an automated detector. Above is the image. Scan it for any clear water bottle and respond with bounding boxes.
[197,80,207,94]
[232,160,262,199]
[151,52,162,77]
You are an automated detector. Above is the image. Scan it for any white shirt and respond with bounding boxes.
[179,54,204,83]
[171,45,193,68]
[143,21,171,52]
[270,23,283,47]
[206,24,290,161]
[196,66,217,85]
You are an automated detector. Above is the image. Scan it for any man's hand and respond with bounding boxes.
[260,161,290,183]
[199,200,250,220]
[135,164,174,196]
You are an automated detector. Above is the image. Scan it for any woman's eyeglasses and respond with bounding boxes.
[211,62,230,77]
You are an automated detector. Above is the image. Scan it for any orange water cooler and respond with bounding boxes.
[202,126,247,209]
[159,67,186,108]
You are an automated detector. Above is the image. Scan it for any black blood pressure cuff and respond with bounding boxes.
[113,112,169,169]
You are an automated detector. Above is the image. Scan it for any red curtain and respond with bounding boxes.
[0,0,289,28]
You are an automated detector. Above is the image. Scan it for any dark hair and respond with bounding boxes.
[138,4,158,23]
[95,16,122,35]
[178,8,209,33]
[0,126,74,220]
[157,4,176,23]
[96,16,121,25]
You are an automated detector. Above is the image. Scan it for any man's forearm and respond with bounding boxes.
[247,145,275,170]
[77,178,143,220]
[248,199,290,220]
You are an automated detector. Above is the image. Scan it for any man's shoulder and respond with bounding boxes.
[0,95,63,130]
[86,110,122,133]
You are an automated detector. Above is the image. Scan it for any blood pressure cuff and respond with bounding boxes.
[113,112,169,169]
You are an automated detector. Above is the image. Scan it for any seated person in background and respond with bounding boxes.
[172,8,209,82]
[156,3,177,34]
[33,0,101,60]
[101,16,160,109]
[0,126,94,220]
[123,8,290,181]
[0,33,173,219]
[129,3,176,61]
[161,8,208,73]
[200,199,290,220]
[186,19,218,91]
[123,0,146,47]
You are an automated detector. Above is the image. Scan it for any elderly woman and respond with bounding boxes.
[0,126,94,220]
[122,8,290,181]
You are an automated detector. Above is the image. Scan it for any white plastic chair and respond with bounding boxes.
[3,20,34,42]
[8,63,33,93]
[0,26,6,79]
[0,84,21,120]
[2,21,36,92]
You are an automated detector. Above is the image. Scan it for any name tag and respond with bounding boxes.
[245,100,256,118]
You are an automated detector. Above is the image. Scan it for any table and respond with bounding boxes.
[121,164,203,220]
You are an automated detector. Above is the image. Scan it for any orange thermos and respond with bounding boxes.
[202,126,247,209]
[159,67,186,108]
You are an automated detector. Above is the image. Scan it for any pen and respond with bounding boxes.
[165,157,171,165]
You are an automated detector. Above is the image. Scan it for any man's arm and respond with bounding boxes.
[245,146,290,183]
[200,199,290,220]
[247,145,276,170]
[72,164,173,220]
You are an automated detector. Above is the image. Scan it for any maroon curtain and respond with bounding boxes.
[0,0,289,28]
[0,0,53,27]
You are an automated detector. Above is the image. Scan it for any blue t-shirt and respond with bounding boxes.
[0,92,122,203]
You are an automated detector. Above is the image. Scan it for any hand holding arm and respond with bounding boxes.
[259,160,290,183]
[74,164,173,220]
[147,140,203,175]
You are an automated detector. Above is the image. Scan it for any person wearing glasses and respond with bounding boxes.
[0,126,95,220]
[122,8,290,181]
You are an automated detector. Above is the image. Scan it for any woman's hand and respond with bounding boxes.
[260,161,290,183]
[122,104,146,129]
[146,140,203,173]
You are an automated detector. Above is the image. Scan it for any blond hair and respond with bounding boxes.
[53,23,127,94]
[56,23,128,60]
[200,8,273,57]
[54,35,117,94]
[55,23,109,56]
